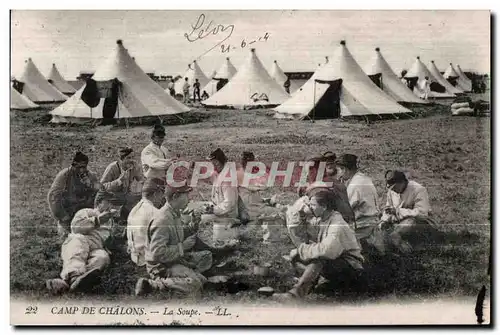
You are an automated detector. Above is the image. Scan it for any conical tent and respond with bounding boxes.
[443,63,460,79]
[270,60,299,94]
[50,40,190,123]
[427,60,463,95]
[18,58,68,103]
[203,48,290,108]
[365,47,427,104]
[274,41,412,119]
[443,63,469,91]
[456,65,472,92]
[404,57,455,98]
[174,60,210,97]
[203,57,237,96]
[10,86,39,110]
[48,63,77,95]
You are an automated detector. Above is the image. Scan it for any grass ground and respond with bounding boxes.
[10,95,491,305]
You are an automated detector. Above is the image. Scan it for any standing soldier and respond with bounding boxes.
[141,124,177,180]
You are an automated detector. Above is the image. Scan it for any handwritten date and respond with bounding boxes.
[221,33,270,53]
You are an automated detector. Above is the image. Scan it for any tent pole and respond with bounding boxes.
[312,81,316,123]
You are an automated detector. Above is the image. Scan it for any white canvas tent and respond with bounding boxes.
[456,64,472,92]
[203,48,290,108]
[427,60,463,95]
[443,63,470,92]
[404,57,455,99]
[174,60,210,98]
[365,47,427,104]
[50,40,190,123]
[203,57,237,96]
[270,60,300,94]
[443,63,460,80]
[10,86,39,110]
[274,41,412,119]
[17,58,68,103]
[48,63,77,95]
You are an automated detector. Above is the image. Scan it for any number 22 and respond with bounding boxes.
[25,306,38,314]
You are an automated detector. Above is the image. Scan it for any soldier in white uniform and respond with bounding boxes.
[335,154,385,254]
[379,170,437,253]
[45,192,121,294]
[141,124,177,180]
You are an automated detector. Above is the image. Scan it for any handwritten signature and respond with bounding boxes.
[184,13,234,58]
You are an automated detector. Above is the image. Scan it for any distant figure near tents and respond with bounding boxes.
[167,78,175,96]
[183,77,190,104]
[201,91,209,100]
[423,76,431,101]
[193,79,201,102]
[284,77,291,94]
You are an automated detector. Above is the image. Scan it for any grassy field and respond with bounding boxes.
[10,95,491,305]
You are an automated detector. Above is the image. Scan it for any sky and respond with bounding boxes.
[10,10,491,80]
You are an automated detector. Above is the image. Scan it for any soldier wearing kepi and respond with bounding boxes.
[47,151,102,237]
[135,182,213,297]
[141,124,177,180]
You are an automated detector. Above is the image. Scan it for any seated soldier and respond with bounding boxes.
[285,189,319,248]
[237,151,269,208]
[98,147,144,221]
[135,184,213,297]
[201,90,209,101]
[297,152,355,225]
[274,187,364,300]
[47,151,102,237]
[127,178,166,267]
[45,192,121,294]
[379,170,437,254]
[286,151,355,246]
[236,151,281,243]
[201,148,245,242]
[335,154,385,254]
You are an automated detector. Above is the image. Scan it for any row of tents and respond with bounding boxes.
[173,57,299,97]
[10,39,473,123]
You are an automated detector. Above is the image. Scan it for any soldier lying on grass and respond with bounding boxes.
[46,191,122,294]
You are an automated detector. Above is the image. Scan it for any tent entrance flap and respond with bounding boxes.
[12,80,24,94]
[100,79,120,120]
[405,77,418,91]
[447,77,459,87]
[81,79,101,108]
[430,82,445,93]
[313,79,342,119]
[368,73,383,89]
[214,78,229,92]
